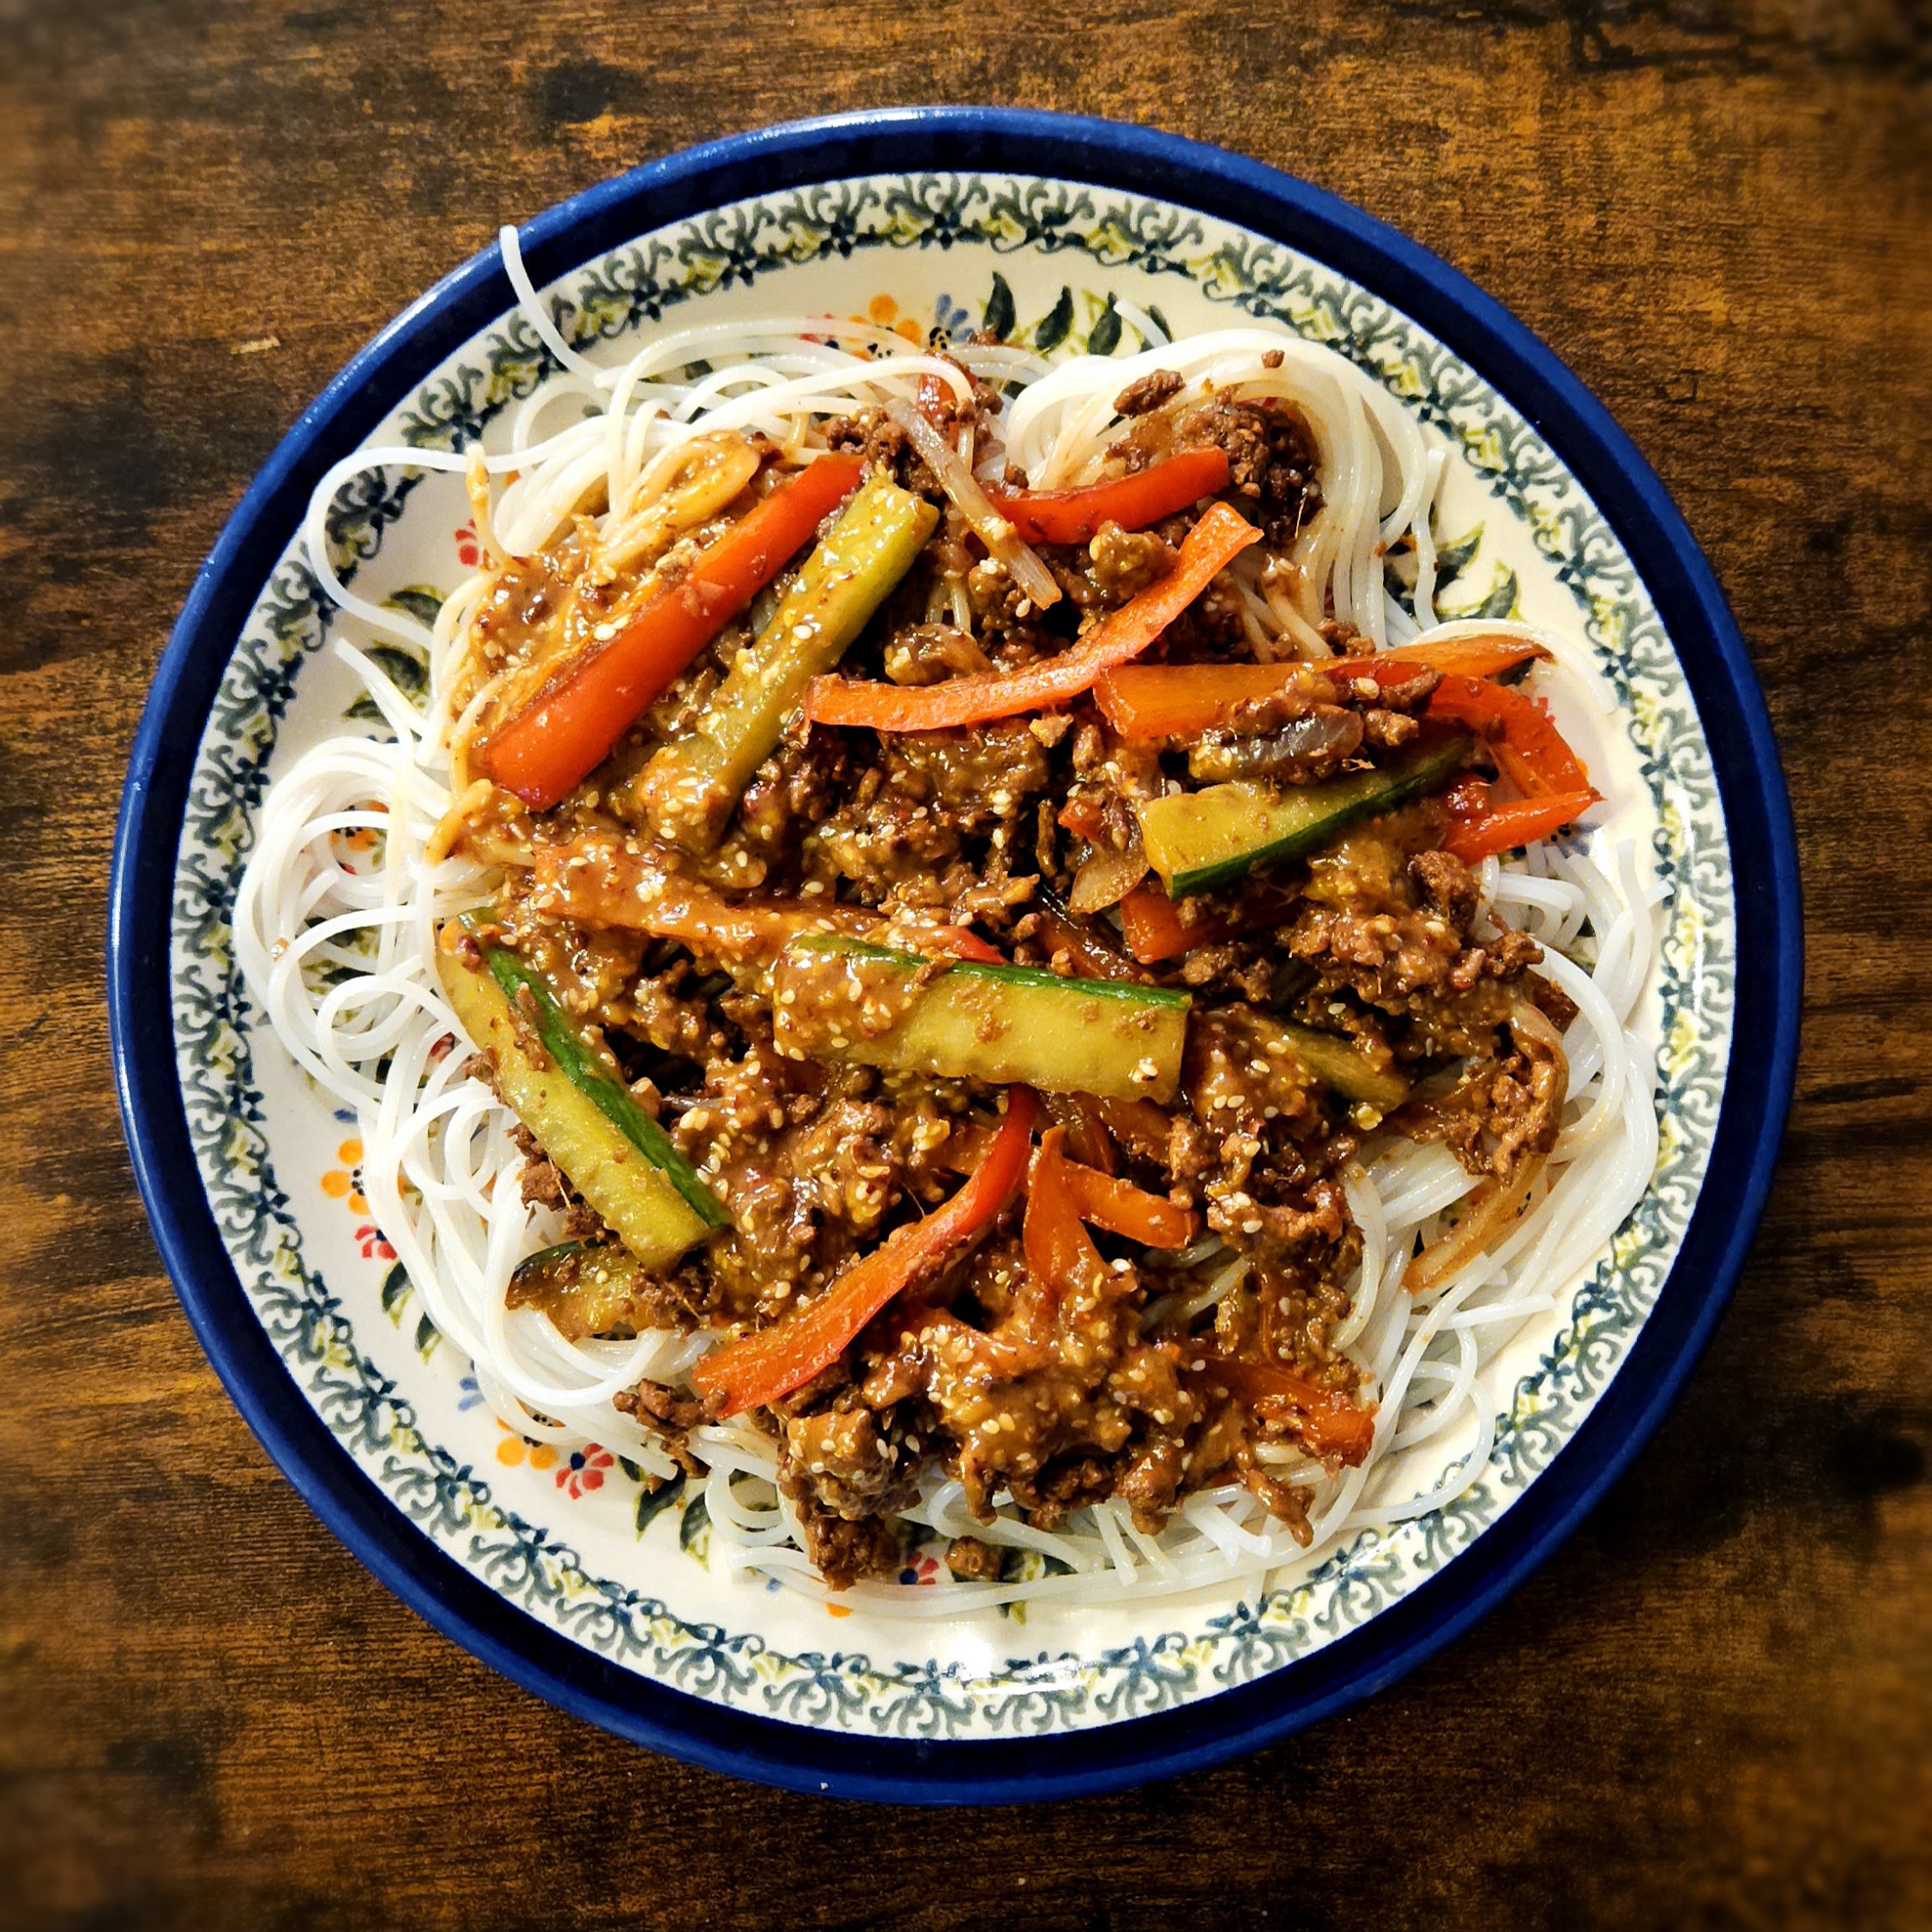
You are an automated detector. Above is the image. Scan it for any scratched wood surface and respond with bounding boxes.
[2,3,1928,1927]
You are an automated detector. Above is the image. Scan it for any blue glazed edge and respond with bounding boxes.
[109,106,1800,1804]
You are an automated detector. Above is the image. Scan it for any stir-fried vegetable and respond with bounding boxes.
[1402,1152,1549,1296]
[881,396,1060,610]
[486,455,864,810]
[1426,673,1598,856]
[1023,1126,1111,1317]
[637,467,937,852]
[1265,1019,1410,1113]
[508,1240,652,1341]
[1041,1090,1120,1174]
[693,1087,1041,1416]
[437,928,728,1266]
[1427,673,1594,798]
[770,935,1191,1104]
[1066,837,1151,917]
[1137,734,1471,898]
[599,432,764,577]
[1117,883,1231,963]
[1093,633,1550,740]
[986,446,1231,546]
[1442,785,1600,863]
[1058,1159,1198,1247]
[805,502,1261,733]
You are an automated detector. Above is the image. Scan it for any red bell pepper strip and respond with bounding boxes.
[1022,1127,1111,1312]
[1118,883,1230,964]
[1056,795,1108,842]
[931,927,1005,963]
[1093,635,1550,741]
[693,1086,1041,1417]
[1060,1159,1198,1248]
[486,456,864,810]
[1189,1353,1377,1466]
[1441,787,1598,863]
[804,502,1261,733]
[1117,877,1303,965]
[985,447,1231,546]
[1427,673,1593,799]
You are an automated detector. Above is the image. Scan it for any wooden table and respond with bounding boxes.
[4,3,1927,1926]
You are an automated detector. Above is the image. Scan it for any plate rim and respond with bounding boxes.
[108,104,1801,1804]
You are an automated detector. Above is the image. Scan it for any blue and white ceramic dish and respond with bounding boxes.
[110,108,1799,1802]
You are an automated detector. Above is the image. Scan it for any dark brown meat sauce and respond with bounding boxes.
[463,405,1571,1588]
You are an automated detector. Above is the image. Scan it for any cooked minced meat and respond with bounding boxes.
[440,389,1585,1589]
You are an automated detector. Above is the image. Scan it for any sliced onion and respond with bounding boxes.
[1402,1001,1568,1295]
[1068,840,1150,915]
[1404,1153,1547,1295]
[883,396,1061,610]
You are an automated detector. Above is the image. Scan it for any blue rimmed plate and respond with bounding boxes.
[109,107,1799,1802]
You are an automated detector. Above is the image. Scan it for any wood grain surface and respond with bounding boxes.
[2,3,1928,1927]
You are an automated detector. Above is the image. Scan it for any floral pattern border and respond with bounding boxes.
[167,171,1733,1738]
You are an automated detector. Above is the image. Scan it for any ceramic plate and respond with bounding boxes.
[110,108,1799,1802]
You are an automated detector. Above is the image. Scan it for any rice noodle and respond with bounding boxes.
[235,270,1665,1617]
[880,396,1060,609]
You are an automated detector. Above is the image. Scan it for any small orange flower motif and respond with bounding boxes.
[320,1139,369,1214]
[853,294,926,344]
[495,1434,558,1471]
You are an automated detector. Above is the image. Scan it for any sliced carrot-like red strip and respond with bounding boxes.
[1119,878,1307,966]
[1189,1353,1377,1466]
[1056,795,1108,842]
[1060,1159,1198,1248]
[804,502,1260,733]
[930,927,1005,963]
[486,456,863,810]
[1095,1096,1176,1163]
[986,447,1231,546]
[1428,673,1592,798]
[1022,1127,1111,1315]
[1440,788,1598,863]
[693,1087,1041,1417]
[1096,662,1319,740]
[1093,635,1549,741]
[1118,883,1230,964]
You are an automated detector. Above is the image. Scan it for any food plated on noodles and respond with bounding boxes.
[238,236,1659,1613]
